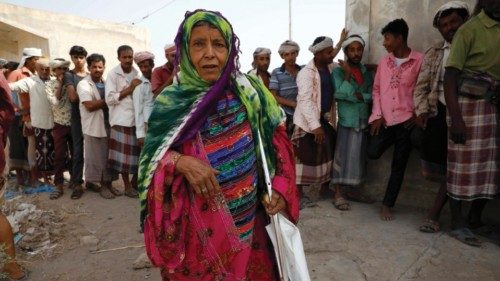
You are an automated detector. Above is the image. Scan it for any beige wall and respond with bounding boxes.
[344,0,490,211]
[346,0,477,64]
[0,3,150,71]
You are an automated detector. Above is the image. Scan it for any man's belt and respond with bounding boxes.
[458,72,500,104]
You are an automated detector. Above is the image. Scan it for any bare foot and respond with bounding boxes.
[3,261,25,280]
[380,205,394,221]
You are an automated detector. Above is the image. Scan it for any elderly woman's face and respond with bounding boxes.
[189,25,228,83]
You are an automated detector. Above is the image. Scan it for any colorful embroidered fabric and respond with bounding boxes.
[138,10,284,225]
[200,91,258,243]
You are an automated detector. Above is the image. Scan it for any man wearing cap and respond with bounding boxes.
[151,43,176,97]
[248,47,272,88]
[105,45,141,198]
[444,0,500,247]
[45,58,72,199]
[9,58,55,185]
[413,1,470,234]
[367,19,424,221]
[331,35,373,210]
[269,40,302,136]
[293,36,337,209]
[7,47,41,187]
[132,51,155,147]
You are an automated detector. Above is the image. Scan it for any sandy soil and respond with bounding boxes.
[4,183,500,281]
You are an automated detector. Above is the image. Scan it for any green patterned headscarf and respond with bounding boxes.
[138,9,285,225]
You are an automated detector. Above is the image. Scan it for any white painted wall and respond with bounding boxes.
[0,3,150,72]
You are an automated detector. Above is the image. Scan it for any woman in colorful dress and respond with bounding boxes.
[138,10,299,280]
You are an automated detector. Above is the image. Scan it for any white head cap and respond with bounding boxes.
[18,47,42,69]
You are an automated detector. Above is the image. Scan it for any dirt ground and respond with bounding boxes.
[3,181,500,281]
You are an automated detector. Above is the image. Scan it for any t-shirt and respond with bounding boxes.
[269,64,302,116]
[96,82,108,123]
[319,68,334,113]
[394,57,410,67]
[64,71,87,123]
[446,10,500,80]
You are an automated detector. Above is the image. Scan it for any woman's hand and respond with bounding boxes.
[175,155,220,198]
[262,192,287,216]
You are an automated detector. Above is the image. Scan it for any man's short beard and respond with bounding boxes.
[347,58,361,65]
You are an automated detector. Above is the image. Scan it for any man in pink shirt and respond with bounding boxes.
[367,19,424,221]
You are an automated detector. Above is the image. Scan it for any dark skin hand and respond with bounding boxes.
[262,192,287,216]
[175,155,221,199]
[415,113,428,129]
[118,78,142,100]
[338,60,364,101]
[176,154,287,214]
[403,114,417,129]
[370,117,385,136]
[312,127,326,144]
[443,67,466,144]
[137,138,144,147]
[270,89,297,108]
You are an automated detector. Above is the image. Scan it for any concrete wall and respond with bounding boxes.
[0,3,150,72]
[344,0,500,219]
[346,0,477,64]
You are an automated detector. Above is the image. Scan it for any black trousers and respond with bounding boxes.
[70,116,84,185]
[367,123,413,207]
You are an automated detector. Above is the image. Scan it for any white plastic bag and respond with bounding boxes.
[266,213,311,281]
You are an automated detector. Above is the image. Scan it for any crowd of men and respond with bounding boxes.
[2,44,177,201]
[0,1,498,278]
[241,0,498,246]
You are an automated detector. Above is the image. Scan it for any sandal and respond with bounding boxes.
[70,185,84,200]
[49,185,64,200]
[99,187,115,199]
[124,188,138,198]
[108,185,123,196]
[449,228,482,247]
[419,219,440,233]
[85,182,102,193]
[299,196,317,210]
[332,197,351,211]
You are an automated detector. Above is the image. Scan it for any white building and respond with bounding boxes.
[0,2,150,68]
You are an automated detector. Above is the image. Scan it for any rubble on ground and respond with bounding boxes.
[133,252,153,270]
[1,197,65,259]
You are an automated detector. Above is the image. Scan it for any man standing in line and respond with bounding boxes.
[105,45,141,198]
[46,58,72,199]
[293,36,337,209]
[132,51,155,147]
[331,35,373,211]
[78,54,120,199]
[367,19,424,221]
[64,46,91,199]
[247,47,272,88]
[151,43,176,97]
[7,47,41,187]
[413,1,470,233]
[9,58,55,185]
[269,40,302,137]
[444,0,499,246]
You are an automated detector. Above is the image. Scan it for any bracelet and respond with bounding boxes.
[170,151,183,166]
